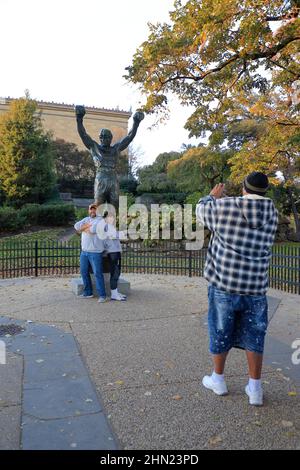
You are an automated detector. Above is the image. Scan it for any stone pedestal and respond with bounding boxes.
[71,274,130,297]
[72,253,130,297]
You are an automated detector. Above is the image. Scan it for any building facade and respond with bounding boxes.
[0,97,131,150]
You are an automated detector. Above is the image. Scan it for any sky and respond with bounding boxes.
[0,0,197,165]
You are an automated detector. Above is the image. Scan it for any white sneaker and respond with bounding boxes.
[98,297,107,303]
[202,375,228,396]
[111,292,127,301]
[245,384,263,406]
[79,294,94,299]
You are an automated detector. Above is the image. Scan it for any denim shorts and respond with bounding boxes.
[207,284,268,354]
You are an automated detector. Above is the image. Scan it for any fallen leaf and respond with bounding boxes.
[171,395,182,401]
[281,420,293,428]
[115,380,124,385]
[35,359,44,364]
[208,435,222,446]
[165,361,175,369]
[288,391,297,397]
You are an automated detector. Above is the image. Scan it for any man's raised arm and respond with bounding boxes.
[117,111,144,152]
[196,184,225,232]
[75,105,95,150]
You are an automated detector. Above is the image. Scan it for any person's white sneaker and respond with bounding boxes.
[98,297,107,303]
[202,375,228,396]
[245,385,263,406]
[111,292,127,301]
[79,294,94,299]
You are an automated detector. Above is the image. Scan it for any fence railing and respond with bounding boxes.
[0,240,299,294]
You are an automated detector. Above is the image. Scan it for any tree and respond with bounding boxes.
[125,0,299,136]
[0,95,56,205]
[167,145,232,192]
[53,139,95,181]
[128,144,145,177]
[228,88,300,239]
[137,151,182,192]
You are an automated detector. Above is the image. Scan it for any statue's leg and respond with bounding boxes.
[94,176,108,214]
[109,179,120,212]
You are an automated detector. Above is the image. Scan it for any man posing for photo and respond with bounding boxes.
[74,203,107,303]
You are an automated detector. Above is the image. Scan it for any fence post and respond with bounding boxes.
[298,246,300,296]
[188,250,192,278]
[35,241,38,277]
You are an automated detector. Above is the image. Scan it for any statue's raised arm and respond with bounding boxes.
[117,111,144,152]
[75,105,96,150]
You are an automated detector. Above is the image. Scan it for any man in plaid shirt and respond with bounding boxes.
[196,172,278,406]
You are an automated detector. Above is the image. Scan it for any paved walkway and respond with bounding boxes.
[0,275,299,450]
[58,227,77,243]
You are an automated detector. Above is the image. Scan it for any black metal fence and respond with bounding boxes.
[0,240,299,294]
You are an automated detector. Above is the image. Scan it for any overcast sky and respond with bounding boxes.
[0,0,197,165]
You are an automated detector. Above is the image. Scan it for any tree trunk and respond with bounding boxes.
[287,188,300,241]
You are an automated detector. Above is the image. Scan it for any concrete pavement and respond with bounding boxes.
[0,274,299,450]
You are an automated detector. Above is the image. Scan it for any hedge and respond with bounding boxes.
[0,206,26,232]
[0,203,75,232]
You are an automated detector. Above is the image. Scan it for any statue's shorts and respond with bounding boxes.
[94,172,119,208]
[207,284,268,354]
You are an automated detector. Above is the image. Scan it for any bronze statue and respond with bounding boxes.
[75,105,144,209]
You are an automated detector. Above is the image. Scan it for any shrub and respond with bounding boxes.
[0,203,76,233]
[37,204,75,226]
[185,191,203,209]
[0,206,26,232]
[19,204,41,225]
[119,175,138,194]
[75,207,88,221]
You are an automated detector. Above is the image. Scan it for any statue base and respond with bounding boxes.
[71,274,130,297]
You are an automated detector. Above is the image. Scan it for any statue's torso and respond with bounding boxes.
[91,143,119,176]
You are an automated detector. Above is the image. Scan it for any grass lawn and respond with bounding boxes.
[0,227,69,243]
[68,233,80,243]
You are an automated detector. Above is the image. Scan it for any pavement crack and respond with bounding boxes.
[22,410,104,422]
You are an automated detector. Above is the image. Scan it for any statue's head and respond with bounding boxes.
[99,128,113,147]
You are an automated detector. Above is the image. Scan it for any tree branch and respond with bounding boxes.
[276,121,300,126]
[160,36,300,87]
[267,58,300,78]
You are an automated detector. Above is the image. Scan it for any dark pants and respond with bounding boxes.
[108,252,121,290]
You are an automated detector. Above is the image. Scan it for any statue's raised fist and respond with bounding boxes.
[75,105,86,118]
[133,111,145,123]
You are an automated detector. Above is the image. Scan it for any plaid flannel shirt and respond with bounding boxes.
[196,195,278,295]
